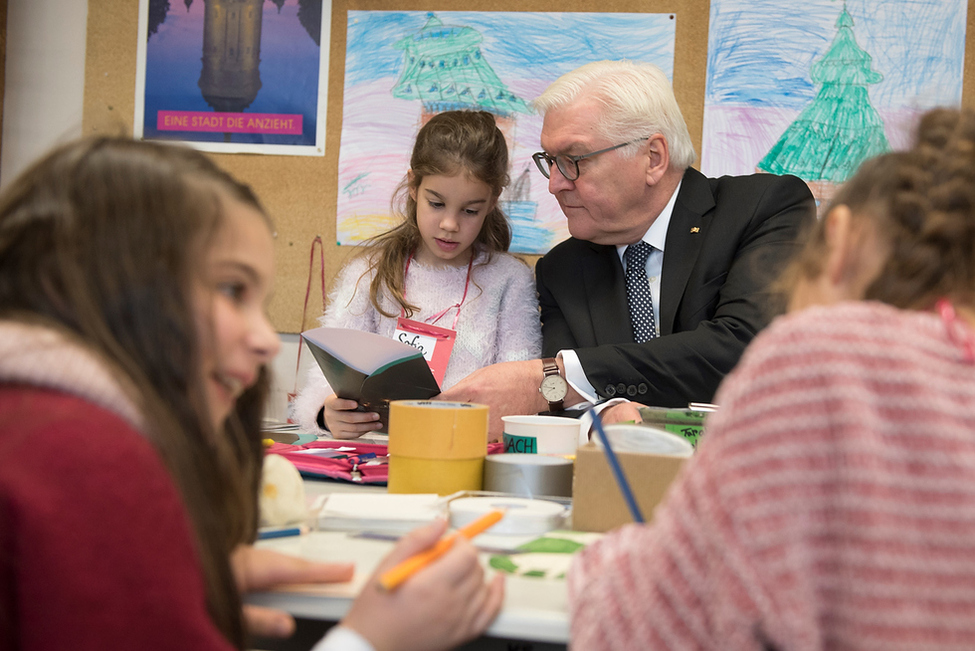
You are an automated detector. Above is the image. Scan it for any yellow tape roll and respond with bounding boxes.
[388,401,488,460]
[387,456,485,495]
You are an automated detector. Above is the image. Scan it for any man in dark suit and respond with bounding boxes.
[440,60,815,439]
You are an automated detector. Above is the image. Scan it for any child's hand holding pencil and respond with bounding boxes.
[341,517,505,651]
[379,509,505,591]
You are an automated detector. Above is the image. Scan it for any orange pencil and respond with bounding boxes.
[378,509,505,591]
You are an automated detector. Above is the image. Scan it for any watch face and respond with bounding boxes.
[540,374,568,401]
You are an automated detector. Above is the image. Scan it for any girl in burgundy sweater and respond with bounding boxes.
[0,137,500,651]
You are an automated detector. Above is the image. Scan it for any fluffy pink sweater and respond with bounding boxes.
[569,302,975,650]
[292,250,541,434]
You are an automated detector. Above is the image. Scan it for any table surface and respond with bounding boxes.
[250,445,572,645]
[251,526,570,644]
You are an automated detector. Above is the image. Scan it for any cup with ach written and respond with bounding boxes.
[501,415,581,455]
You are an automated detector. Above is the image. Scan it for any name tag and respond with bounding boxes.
[394,317,457,386]
[393,329,438,362]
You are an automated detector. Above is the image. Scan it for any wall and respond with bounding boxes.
[0,0,309,422]
[0,0,87,187]
[7,0,975,423]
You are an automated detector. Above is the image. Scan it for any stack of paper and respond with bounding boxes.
[315,493,446,534]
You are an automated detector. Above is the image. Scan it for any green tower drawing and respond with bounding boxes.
[390,13,530,117]
[758,5,889,185]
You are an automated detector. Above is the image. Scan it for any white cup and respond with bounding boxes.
[501,414,581,455]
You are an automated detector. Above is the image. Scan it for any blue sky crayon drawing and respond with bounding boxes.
[702,0,967,201]
[336,11,676,254]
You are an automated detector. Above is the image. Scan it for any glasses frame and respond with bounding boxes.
[532,137,650,181]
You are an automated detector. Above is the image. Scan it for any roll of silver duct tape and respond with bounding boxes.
[483,454,574,498]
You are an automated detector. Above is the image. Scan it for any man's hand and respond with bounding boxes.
[599,401,643,427]
[438,360,548,441]
[231,545,355,638]
[343,520,504,651]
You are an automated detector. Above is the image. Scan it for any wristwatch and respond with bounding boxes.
[539,358,568,412]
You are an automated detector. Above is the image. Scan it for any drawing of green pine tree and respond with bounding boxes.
[390,13,531,118]
[758,4,889,205]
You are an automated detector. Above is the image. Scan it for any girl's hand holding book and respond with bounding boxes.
[323,392,382,439]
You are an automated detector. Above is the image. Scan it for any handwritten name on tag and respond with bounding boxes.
[394,329,438,361]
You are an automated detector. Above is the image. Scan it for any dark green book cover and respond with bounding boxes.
[301,327,441,430]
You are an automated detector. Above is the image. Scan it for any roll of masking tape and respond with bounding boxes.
[483,454,574,498]
[449,496,567,535]
[388,401,489,495]
[388,401,488,459]
[387,455,485,495]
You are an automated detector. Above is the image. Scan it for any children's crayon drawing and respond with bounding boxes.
[702,0,967,206]
[135,0,330,156]
[336,11,676,254]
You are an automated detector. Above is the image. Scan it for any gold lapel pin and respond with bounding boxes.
[690,227,700,233]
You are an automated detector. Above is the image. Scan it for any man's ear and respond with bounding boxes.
[645,134,670,186]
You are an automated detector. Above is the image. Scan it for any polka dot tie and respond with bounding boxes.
[625,241,657,343]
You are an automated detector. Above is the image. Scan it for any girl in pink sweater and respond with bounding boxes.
[293,110,541,439]
[577,109,975,650]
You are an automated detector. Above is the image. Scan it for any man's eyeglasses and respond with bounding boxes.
[532,137,650,181]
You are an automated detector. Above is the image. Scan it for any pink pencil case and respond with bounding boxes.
[266,440,504,485]
[266,440,391,484]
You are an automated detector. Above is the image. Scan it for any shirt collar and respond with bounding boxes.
[617,179,682,259]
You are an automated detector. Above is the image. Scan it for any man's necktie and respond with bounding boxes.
[625,241,657,343]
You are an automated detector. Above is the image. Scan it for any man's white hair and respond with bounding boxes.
[533,60,696,171]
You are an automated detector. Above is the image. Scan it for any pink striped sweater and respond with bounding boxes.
[569,301,975,650]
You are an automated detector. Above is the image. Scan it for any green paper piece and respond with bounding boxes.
[489,556,520,574]
[517,537,585,554]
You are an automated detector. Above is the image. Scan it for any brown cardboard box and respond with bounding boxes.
[571,441,687,532]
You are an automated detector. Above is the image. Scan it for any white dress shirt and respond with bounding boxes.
[559,180,682,405]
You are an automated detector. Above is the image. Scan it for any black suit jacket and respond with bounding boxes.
[535,167,816,406]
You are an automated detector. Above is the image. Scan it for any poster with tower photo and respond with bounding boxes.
[134,0,329,156]
[701,0,967,209]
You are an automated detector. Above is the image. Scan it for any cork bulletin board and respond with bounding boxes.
[82,0,975,334]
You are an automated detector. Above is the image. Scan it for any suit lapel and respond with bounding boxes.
[583,241,633,344]
[660,168,714,334]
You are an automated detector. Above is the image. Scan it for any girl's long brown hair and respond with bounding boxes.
[361,110,512,318]
[0,137,268,647]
